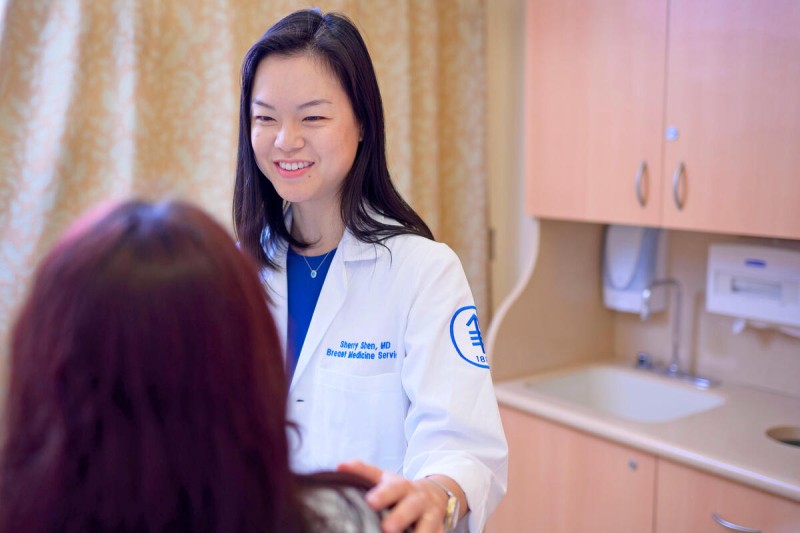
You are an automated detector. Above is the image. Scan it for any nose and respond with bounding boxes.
[275,122,304,152]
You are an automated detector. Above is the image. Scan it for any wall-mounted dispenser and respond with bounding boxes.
[602,225,668,313]
[706,244,800,331]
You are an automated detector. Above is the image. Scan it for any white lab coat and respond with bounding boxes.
[262,214,508,532]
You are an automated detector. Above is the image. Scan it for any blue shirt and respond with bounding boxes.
[286,247,336,379]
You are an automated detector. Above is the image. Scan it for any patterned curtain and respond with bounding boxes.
[0,0,488,385]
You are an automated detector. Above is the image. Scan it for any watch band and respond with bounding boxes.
[426,477,460,532]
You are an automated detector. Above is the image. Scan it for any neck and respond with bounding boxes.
[290,202,344,255]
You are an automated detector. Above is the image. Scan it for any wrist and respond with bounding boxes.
[424,476,461,532]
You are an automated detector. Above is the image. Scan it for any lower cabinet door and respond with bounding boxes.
[655,459,800,533]
[487,405,656,533]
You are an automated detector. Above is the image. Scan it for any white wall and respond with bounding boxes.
[485,0,537,324]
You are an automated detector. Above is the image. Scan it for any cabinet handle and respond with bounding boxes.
[634,161,647,207]
[671,161,685,210]
[711,512,761,532]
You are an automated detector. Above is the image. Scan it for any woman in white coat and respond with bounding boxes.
[233,9,508,533]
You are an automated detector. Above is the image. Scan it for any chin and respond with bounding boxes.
[272,188,311,206]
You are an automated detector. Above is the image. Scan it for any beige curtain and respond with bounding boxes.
[0,0,488,383]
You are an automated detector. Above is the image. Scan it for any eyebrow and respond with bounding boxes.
[251,98,333,110]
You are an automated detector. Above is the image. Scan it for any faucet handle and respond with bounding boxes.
[636,352,654,369]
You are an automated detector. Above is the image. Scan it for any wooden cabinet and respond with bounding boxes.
[655,459,800,533]
[487,405,656,533]
[487,405,800,532]
[660,1,800,238]
[525,0,800,239]
[524,0,667,227]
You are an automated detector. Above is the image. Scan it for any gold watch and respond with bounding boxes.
[426,478,460,532]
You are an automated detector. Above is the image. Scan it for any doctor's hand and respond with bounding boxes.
[337,460,464,533]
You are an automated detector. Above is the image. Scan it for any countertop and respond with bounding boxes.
[494,362,800,502]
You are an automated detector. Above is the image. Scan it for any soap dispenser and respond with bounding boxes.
[602,224,667,314]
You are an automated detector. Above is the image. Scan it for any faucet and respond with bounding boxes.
[641,278,682,375]
[639,278,717,388]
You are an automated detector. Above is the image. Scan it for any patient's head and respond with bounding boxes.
[1,199,304,532]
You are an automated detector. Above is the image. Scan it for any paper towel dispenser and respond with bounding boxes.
[706,243,800,328]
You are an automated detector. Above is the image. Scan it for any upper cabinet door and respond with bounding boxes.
[662,1,800,238]
[525,0,668,226]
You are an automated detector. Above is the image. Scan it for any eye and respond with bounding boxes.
[303,115,326,122]
[253,115,275,123]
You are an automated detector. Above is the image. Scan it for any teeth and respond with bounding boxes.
[279,161,312,171]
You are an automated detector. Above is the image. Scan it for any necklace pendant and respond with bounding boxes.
[310,270,318,279]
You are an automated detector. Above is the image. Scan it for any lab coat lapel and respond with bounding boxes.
[262,250,289,363]
[290,239,348,390]
[289,228,379,390]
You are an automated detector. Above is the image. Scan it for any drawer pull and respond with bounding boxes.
[711,512,761,532]
[671,161,686,210]
[634,161,647,207]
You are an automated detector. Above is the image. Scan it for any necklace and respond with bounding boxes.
[301,249,334,278]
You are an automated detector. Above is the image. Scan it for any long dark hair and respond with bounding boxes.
[233,9,433,269]
[0,200,370,532]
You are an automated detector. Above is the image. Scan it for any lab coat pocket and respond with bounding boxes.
[312,367,407,472]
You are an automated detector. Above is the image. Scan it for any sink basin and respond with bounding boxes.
[524,365,725,423]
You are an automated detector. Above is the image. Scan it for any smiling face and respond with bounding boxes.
[250,53,362,216]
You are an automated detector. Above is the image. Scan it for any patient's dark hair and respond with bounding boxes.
[0,199,372,532]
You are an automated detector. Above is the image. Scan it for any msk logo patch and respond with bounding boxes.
[449,305,489,369]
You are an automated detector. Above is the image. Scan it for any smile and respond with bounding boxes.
[277,161,313,171]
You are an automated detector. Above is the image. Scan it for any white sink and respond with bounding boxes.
[524,365,725,423]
